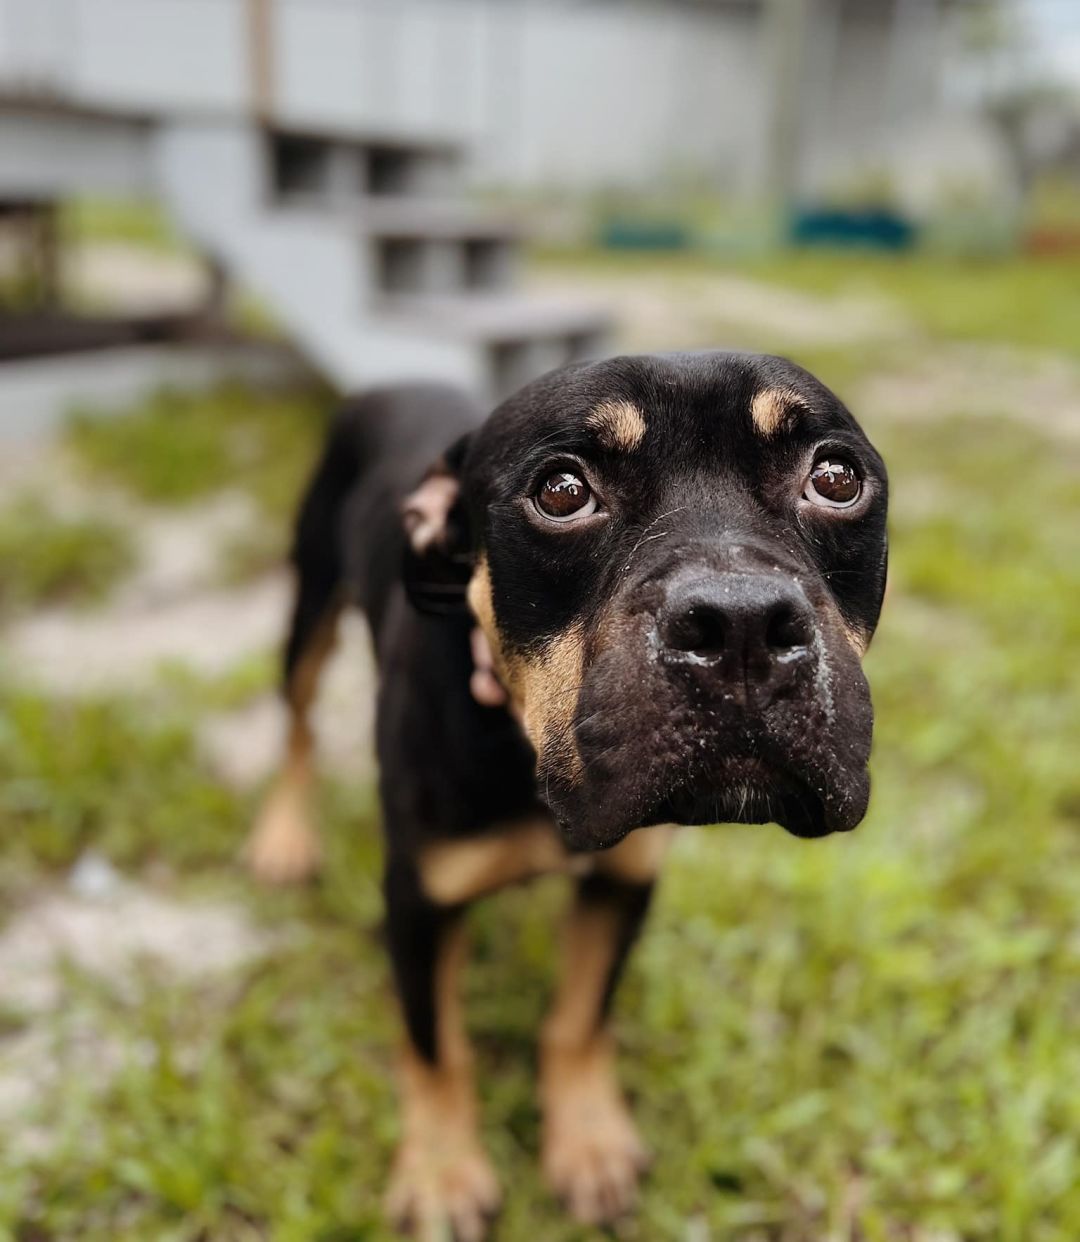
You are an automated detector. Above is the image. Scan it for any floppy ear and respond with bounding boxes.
[401,433,474,615]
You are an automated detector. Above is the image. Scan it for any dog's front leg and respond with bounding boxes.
[540,873,652,1224]
[383,855,500,1242]
[540,830,670,1224]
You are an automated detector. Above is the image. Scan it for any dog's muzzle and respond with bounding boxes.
[544,562,874,849]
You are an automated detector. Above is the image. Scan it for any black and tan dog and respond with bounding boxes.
[246,352,888,1240]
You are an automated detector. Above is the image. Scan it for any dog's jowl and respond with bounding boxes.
[249,353,888,1238]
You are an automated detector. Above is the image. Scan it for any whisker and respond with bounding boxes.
[622,506,688,576]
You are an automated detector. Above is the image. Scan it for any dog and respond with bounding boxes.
[246,351,888,1240]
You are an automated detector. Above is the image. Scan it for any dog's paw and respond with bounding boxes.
[542,1079,650,1224]
[385,1134,501,1242]
[243,784,322,885]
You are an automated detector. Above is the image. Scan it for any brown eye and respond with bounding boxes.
[535,471,597,521]
[805,458,861,508]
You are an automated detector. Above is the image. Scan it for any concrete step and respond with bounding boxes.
[357,197,524,241]
[268,128,461,205]
[363,200,525,294]
[374,236,519,296]
[378,291,613,397]
[275,197,526,295]
[378,291,607,342]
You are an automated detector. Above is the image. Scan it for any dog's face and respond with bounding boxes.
[406,353,888,849]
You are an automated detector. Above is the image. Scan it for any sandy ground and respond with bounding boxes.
[531,265,910,353]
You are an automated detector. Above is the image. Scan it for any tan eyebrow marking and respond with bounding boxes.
[750,387,808,438]
[586,399,647,452]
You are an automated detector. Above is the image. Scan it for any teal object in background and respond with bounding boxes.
[789,205,917,251]
[600,219,691,251]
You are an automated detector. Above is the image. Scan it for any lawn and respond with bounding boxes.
[2,254,1079,1241]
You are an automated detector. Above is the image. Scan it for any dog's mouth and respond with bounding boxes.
[540,651,874,850]
[552,741,868,850]
[647,753,860,840]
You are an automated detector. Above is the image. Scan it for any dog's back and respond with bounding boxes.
[287,383,482,662]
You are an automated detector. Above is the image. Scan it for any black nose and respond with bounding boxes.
[658,572,813,695]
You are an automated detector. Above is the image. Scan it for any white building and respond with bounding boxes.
[0,0,980,198]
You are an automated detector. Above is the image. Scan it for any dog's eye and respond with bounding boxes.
[535,471,597,521]
[805,458,861,508]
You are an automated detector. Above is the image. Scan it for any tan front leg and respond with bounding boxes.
[386,918,500,1242]
[540,827,673,1224]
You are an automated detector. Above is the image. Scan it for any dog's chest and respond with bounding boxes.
[417,818,675,905]
[417,817,591,906]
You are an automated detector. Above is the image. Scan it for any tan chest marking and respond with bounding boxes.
[595,823,675,883]
[418,821,676,907]
[418,817,591,906]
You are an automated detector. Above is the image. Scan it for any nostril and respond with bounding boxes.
[664,603,727,655]
[659,575,814,667]
[765,604,810,652]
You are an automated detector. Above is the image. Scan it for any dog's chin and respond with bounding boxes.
[550,755,870,851]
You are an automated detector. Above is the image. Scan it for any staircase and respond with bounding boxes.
[154,121,612,401]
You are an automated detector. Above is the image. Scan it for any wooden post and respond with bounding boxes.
[39,203,62,309]
[247,0,275,121]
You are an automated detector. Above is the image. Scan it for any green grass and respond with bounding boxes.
[65,382,329,517]
[4,405,1078,1239]
[0,691,240,886]
[0,496,136,615]
[61,198,187,255]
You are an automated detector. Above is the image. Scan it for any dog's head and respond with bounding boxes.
[405,353,888,849]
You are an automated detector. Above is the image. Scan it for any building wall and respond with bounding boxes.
[0,0,959,199]
[0,112,151,197]
[0,0,249,112]
[795,0,949,198]
[480,2,765,192]
[270,0,769,193]
[0,0,769,192]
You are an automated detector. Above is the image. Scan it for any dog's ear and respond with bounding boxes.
[402,433,474,615]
